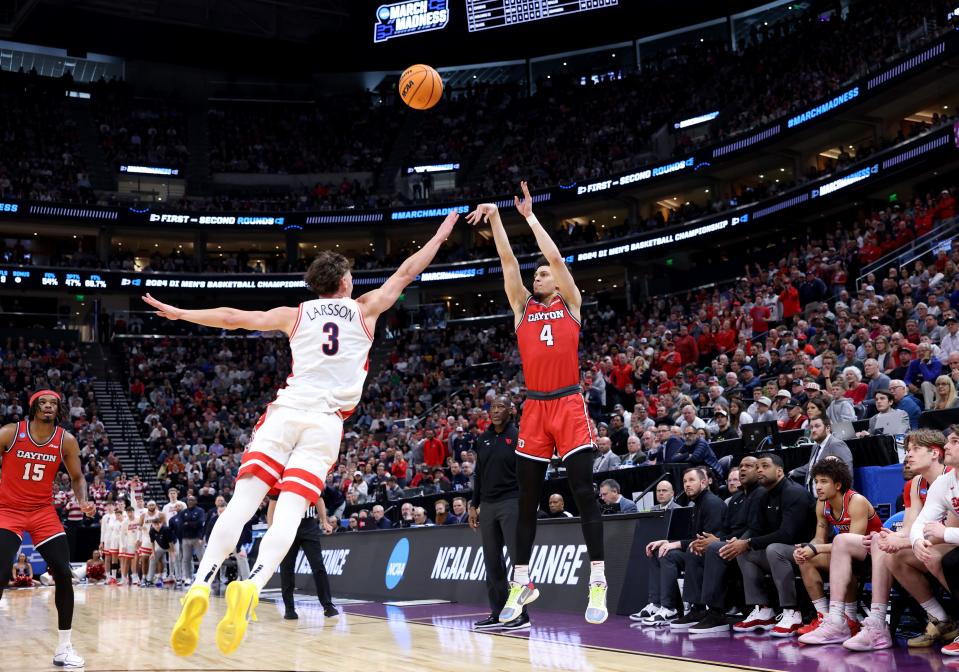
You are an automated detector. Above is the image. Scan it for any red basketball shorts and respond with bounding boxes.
[518,393,595,462]
[0,505,65,547]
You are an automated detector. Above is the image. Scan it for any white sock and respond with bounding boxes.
[813,597,828,614]
[513,564,529,585]
[921,598,948,622]
[870,602,888,623]
[827,600,844,624]
[193,477,270,587]
[844,602,857,619]
[58,629,71,647]
[590,561,606,585]
[248,491,309,591]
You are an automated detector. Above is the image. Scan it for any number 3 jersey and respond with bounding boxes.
[0,420,65,510]
[515,294,581,393]
[272,297,374,415]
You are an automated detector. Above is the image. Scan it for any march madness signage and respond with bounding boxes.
[267,514,654,615]
[373,0,449,43]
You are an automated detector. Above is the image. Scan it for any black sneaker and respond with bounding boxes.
[283,609,299,620]
[323,605,339,618]
[670,609,707,630]
[689,609,731,634]
[474,615,501,629]
[500,612,531,630]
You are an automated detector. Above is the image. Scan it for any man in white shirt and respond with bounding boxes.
[676,405,706,433]
[898,425,959,651]
[939,314,959,363]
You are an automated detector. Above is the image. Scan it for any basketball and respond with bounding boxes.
[398,64,443,110]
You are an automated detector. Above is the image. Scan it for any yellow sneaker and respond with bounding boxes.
[170,584,211,657]
[216,580,259,655]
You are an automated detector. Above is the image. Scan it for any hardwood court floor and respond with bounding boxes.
[1,584,769,672]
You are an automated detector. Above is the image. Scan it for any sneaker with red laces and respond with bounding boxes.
[771,609,804,638]
[733,606,777,632]
[843,617,893,651]
[943,636,959,656]
[797,617,851,645]
[106,577,118,586]
[798,612,824,636]
[846,616,861,636]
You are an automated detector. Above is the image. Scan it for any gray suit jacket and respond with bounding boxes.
[792,434,854,494]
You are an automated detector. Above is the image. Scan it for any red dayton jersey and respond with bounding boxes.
[0,421,65,510]
[824,489,883,534]
[515,295,581,392]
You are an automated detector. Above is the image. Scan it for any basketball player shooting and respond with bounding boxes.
[143,211,458,657]
[466,182,607,624]
[0,390,94,668]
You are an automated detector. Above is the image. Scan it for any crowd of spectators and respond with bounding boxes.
[207,96,402,175]
[92,81,189,171]
[0,70,95,204]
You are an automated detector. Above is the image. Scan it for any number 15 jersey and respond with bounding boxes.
[515,295,581,393]
[273,297,374,415]
[0,420,65,511]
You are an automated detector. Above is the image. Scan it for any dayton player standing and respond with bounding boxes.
[467,182,607,624]
[0,390,93,668]
[143,211,459,657]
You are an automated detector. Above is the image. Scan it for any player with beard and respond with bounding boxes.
[0,390,93,668]
[467,182,607,624]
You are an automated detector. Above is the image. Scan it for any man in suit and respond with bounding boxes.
[599,479,638,514]
[592,437,621,473]
[789,415,853,495]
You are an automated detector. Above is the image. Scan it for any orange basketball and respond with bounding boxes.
[399,64,444,110]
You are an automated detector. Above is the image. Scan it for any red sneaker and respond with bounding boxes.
[771,610,804,638]
[846,616,861,636]
[798,612,824,636]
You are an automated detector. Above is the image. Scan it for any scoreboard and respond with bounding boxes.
[466,0,618,32]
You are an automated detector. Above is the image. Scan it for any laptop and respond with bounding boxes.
[741,420,780,452]
[831,421,856,441]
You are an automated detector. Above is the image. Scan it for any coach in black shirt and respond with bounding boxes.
[469,395,526,630]
[733,452,816,633]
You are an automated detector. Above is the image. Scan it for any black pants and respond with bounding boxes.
[280,518,333,611]
[479,498,522,618]
[0,529,75,630]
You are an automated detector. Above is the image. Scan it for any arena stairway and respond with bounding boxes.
[186,103,211,194]
[85,343,158,496]
[375,110,419,194]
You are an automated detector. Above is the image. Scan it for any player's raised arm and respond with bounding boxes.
[514,181,581,317]
[466,203,530,320]
[357,211,459,324]
[142,294,298,335]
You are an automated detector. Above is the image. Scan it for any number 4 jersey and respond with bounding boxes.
[515,294,581,393]
[272,297,374,416]
[0,420,65,510]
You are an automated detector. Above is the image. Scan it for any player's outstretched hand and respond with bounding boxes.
[465,204,497,225]
[514,181,534,218]
[142,293,182,321]
[437,211,460,239]
[81,501,96,517]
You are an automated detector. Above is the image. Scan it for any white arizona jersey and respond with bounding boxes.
[910,469,959,546]
[273,297,374,415]
[100,511,116,546]
[141,509,162,545]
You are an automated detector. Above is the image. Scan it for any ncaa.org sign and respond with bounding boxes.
[374,0,449,43]
[385,538,410,589]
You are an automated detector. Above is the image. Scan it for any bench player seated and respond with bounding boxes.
[795,458,882,644]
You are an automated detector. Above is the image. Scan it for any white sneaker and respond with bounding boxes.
[642,606,678,626]
[630,602,659,622]
[770,609,804,638]
[53,643,85,668]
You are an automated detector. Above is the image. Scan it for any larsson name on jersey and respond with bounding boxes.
[16,449,58,463]
[305,303,356,323]
[527,309,564,323]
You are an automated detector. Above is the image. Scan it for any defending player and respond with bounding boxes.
[0,390,94,668]
[146,211,458,656]
[467,182,607,624]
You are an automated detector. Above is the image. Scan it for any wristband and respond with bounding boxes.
[525,214,540,226]
[806,543,818,556]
